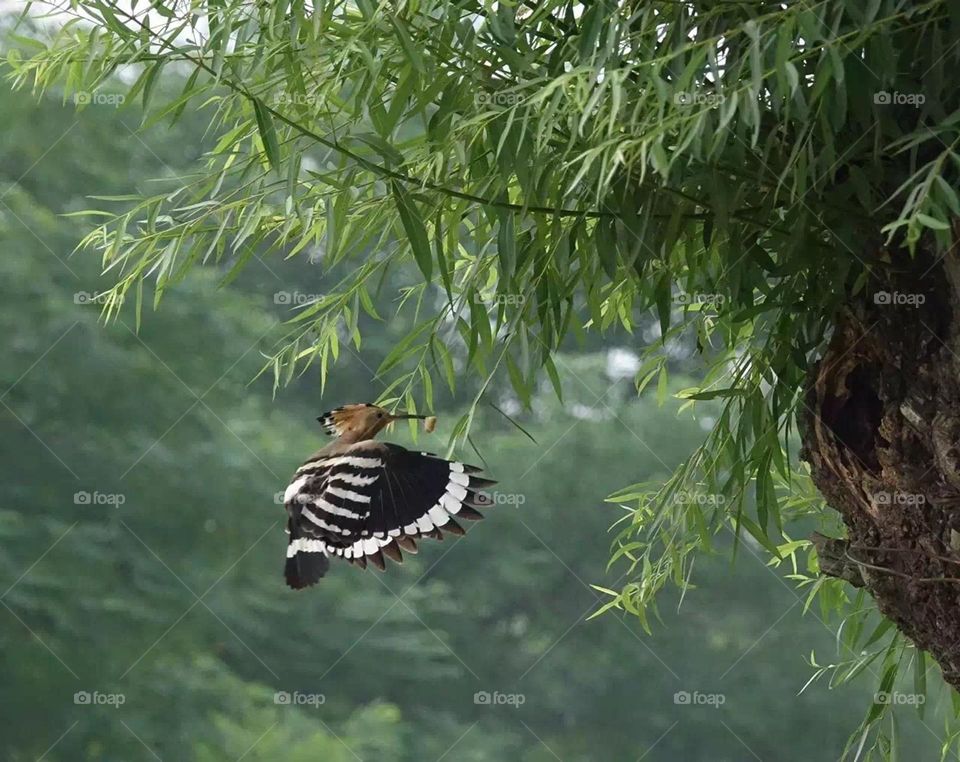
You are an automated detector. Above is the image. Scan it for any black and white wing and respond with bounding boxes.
[282,443,496,588]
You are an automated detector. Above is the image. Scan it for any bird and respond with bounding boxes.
[281,403,497,589]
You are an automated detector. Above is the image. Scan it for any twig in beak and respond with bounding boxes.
[389,411,436,433]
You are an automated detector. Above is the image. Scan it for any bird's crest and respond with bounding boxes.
[317,403,376,437]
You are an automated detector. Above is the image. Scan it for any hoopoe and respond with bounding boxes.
[281,403,497,589]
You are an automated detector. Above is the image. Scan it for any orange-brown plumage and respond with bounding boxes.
[317,403,427,444]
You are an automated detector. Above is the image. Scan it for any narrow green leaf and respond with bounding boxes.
[916,212,950,231]
[391,181,432,281]
[595,217,618,279]
[497,208,516,279]
[435,211,453,301]
[253,99,281,171]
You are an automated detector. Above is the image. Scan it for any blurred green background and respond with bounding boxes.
[0,77,943,760]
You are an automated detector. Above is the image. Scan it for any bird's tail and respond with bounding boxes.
[285,534,330,589]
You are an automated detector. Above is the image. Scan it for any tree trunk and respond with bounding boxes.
[801,252,960,688]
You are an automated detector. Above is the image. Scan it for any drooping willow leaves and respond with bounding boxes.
[7,2,960,755]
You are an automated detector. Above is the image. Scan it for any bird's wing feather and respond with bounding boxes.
[282,442,496,583]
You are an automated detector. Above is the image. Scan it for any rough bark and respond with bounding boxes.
[801,252,960,689]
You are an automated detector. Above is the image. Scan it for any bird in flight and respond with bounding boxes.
[281,403,497,589]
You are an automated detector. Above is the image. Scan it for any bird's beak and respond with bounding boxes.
[389,411,426,421]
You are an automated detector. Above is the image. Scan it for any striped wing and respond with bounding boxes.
[283,443,495,588]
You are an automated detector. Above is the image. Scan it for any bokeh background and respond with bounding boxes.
[0,51,944,762]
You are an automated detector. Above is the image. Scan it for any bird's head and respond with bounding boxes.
[317,403,426,443]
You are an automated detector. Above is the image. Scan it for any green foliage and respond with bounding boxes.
[6,2,960,757]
